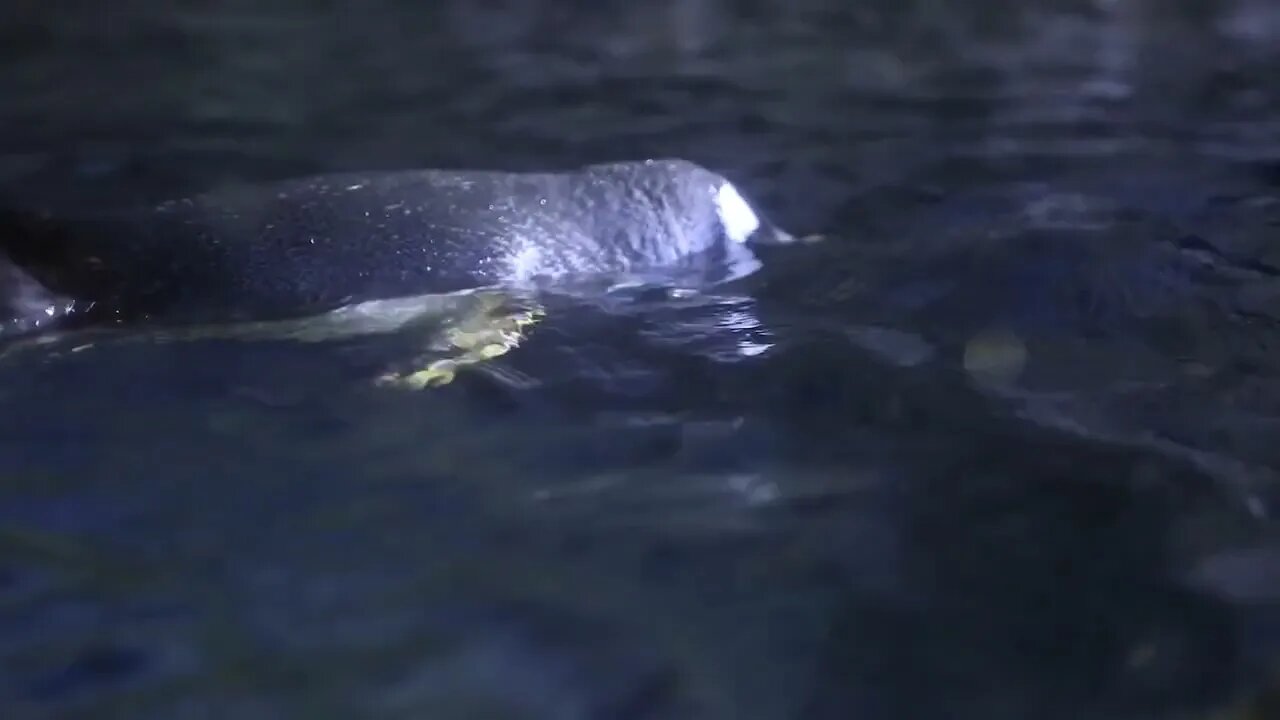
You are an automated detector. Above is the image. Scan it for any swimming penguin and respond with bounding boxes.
[0,158,797,387]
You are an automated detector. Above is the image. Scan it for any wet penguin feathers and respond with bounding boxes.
[0,159,790,337]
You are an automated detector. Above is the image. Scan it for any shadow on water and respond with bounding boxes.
[2,0,1280,718]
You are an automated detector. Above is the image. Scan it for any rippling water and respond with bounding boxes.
[2,1,1280,718]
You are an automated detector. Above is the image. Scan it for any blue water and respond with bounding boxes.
[2,1,1280,718]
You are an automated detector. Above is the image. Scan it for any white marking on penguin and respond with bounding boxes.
[713,182,761,244]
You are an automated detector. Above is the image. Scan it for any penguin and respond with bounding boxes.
[0,158,798,387]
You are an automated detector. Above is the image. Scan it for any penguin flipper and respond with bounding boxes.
[374,293,545,390]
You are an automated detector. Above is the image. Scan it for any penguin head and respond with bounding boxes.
[581,159,796,253]
[708,176,796,247]
[658,159,797,250]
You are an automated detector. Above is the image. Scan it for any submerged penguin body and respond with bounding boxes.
[0,159,790,336]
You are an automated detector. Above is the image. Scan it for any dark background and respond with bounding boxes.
[3,0,1278,223]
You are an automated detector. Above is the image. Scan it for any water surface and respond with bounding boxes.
[2,1,1280,718]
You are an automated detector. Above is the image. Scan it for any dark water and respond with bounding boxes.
[2,1,1280,718]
